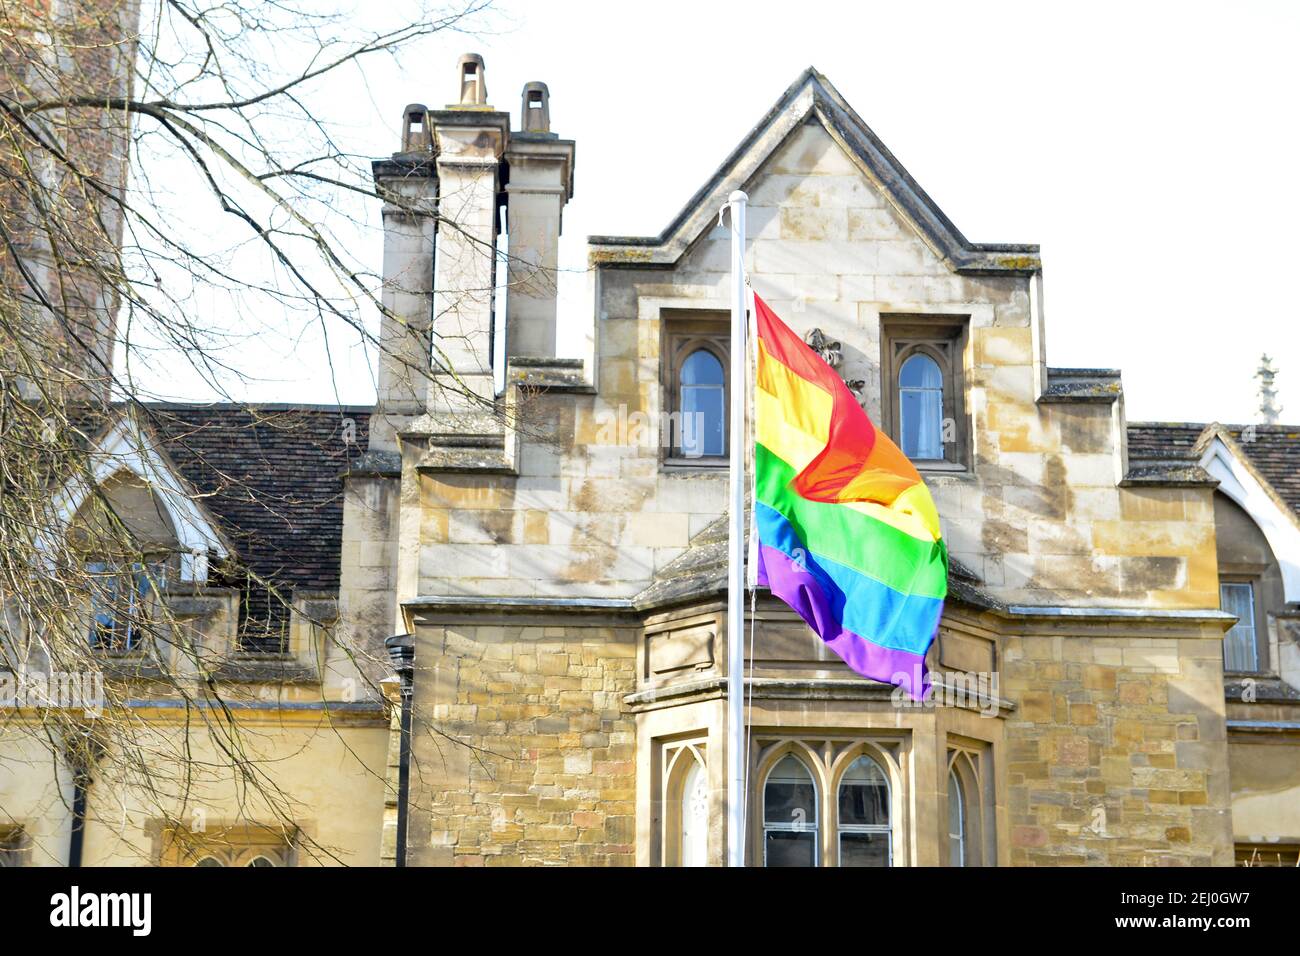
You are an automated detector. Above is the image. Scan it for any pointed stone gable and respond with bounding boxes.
[589,68,1039,276]
[680,119,953,284]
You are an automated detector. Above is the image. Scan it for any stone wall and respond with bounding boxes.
[411,395,716,601]
[1002,620,1233,865]
[406,615,639,866]
[334,471,403,698]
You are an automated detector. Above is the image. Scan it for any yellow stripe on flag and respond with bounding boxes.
[843,483,942,543]
[755,340,832,472]
[756,340,942,544]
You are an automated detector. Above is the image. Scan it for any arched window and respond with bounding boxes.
[947,748,986,866]
[663,744,708,866]
[898,353,944,460]
[763,754,818,867]
[680,760,708,867]
[837,755,891,867]
[679,348,726,458]
[948,766,967,867]
[162,826,295,867]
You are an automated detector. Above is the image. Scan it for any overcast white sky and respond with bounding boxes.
[140,0,1300,424]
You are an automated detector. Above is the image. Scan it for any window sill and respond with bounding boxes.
[209,658,318,684]
[916,463,973,480]
[91,646,150,662]
[96,657,167,680]
[663,457,729,472]
[1223,674,1298,706]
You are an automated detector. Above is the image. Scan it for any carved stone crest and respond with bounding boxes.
[803,327,866,395]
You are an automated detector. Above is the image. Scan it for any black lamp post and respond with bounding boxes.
[384,633,415,868]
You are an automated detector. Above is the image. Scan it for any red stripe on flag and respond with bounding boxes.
[753,293,920,505]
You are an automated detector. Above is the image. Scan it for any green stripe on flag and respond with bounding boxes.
[755,442,948,599]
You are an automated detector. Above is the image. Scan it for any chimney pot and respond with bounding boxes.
[455,53,488,106]
[520,82,551,134]
[400,103,430,153]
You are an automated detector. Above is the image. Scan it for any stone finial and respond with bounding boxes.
[400,103,431,153]
[1256,353,1282,424]
[456,53,488,106]
[520,82,551,134]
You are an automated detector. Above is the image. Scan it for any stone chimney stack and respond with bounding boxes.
[370,56,578,437]
[370,102,437,448]
[503,81,575,360]
[426,54,510,413]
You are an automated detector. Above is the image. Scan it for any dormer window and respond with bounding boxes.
[1213,491,1282,676]
[87,561,160,653]
[237,584,291,656]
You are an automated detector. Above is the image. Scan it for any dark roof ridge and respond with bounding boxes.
[1129,420,1300,432]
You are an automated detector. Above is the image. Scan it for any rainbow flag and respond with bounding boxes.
[752,293,948,699]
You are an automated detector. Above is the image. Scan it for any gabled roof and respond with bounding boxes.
[1127,422,1300,516]
[589,67,1040,275]
[141,404,372,597]
[64,404,371,596]
[1128,421,1300,602]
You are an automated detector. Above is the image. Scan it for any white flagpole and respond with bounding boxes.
[725,189,748,867]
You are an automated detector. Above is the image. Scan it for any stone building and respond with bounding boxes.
[357,57,1300,867]
[2,47,1298,867]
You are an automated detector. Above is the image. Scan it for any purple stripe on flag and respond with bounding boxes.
[757,542,930,700]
